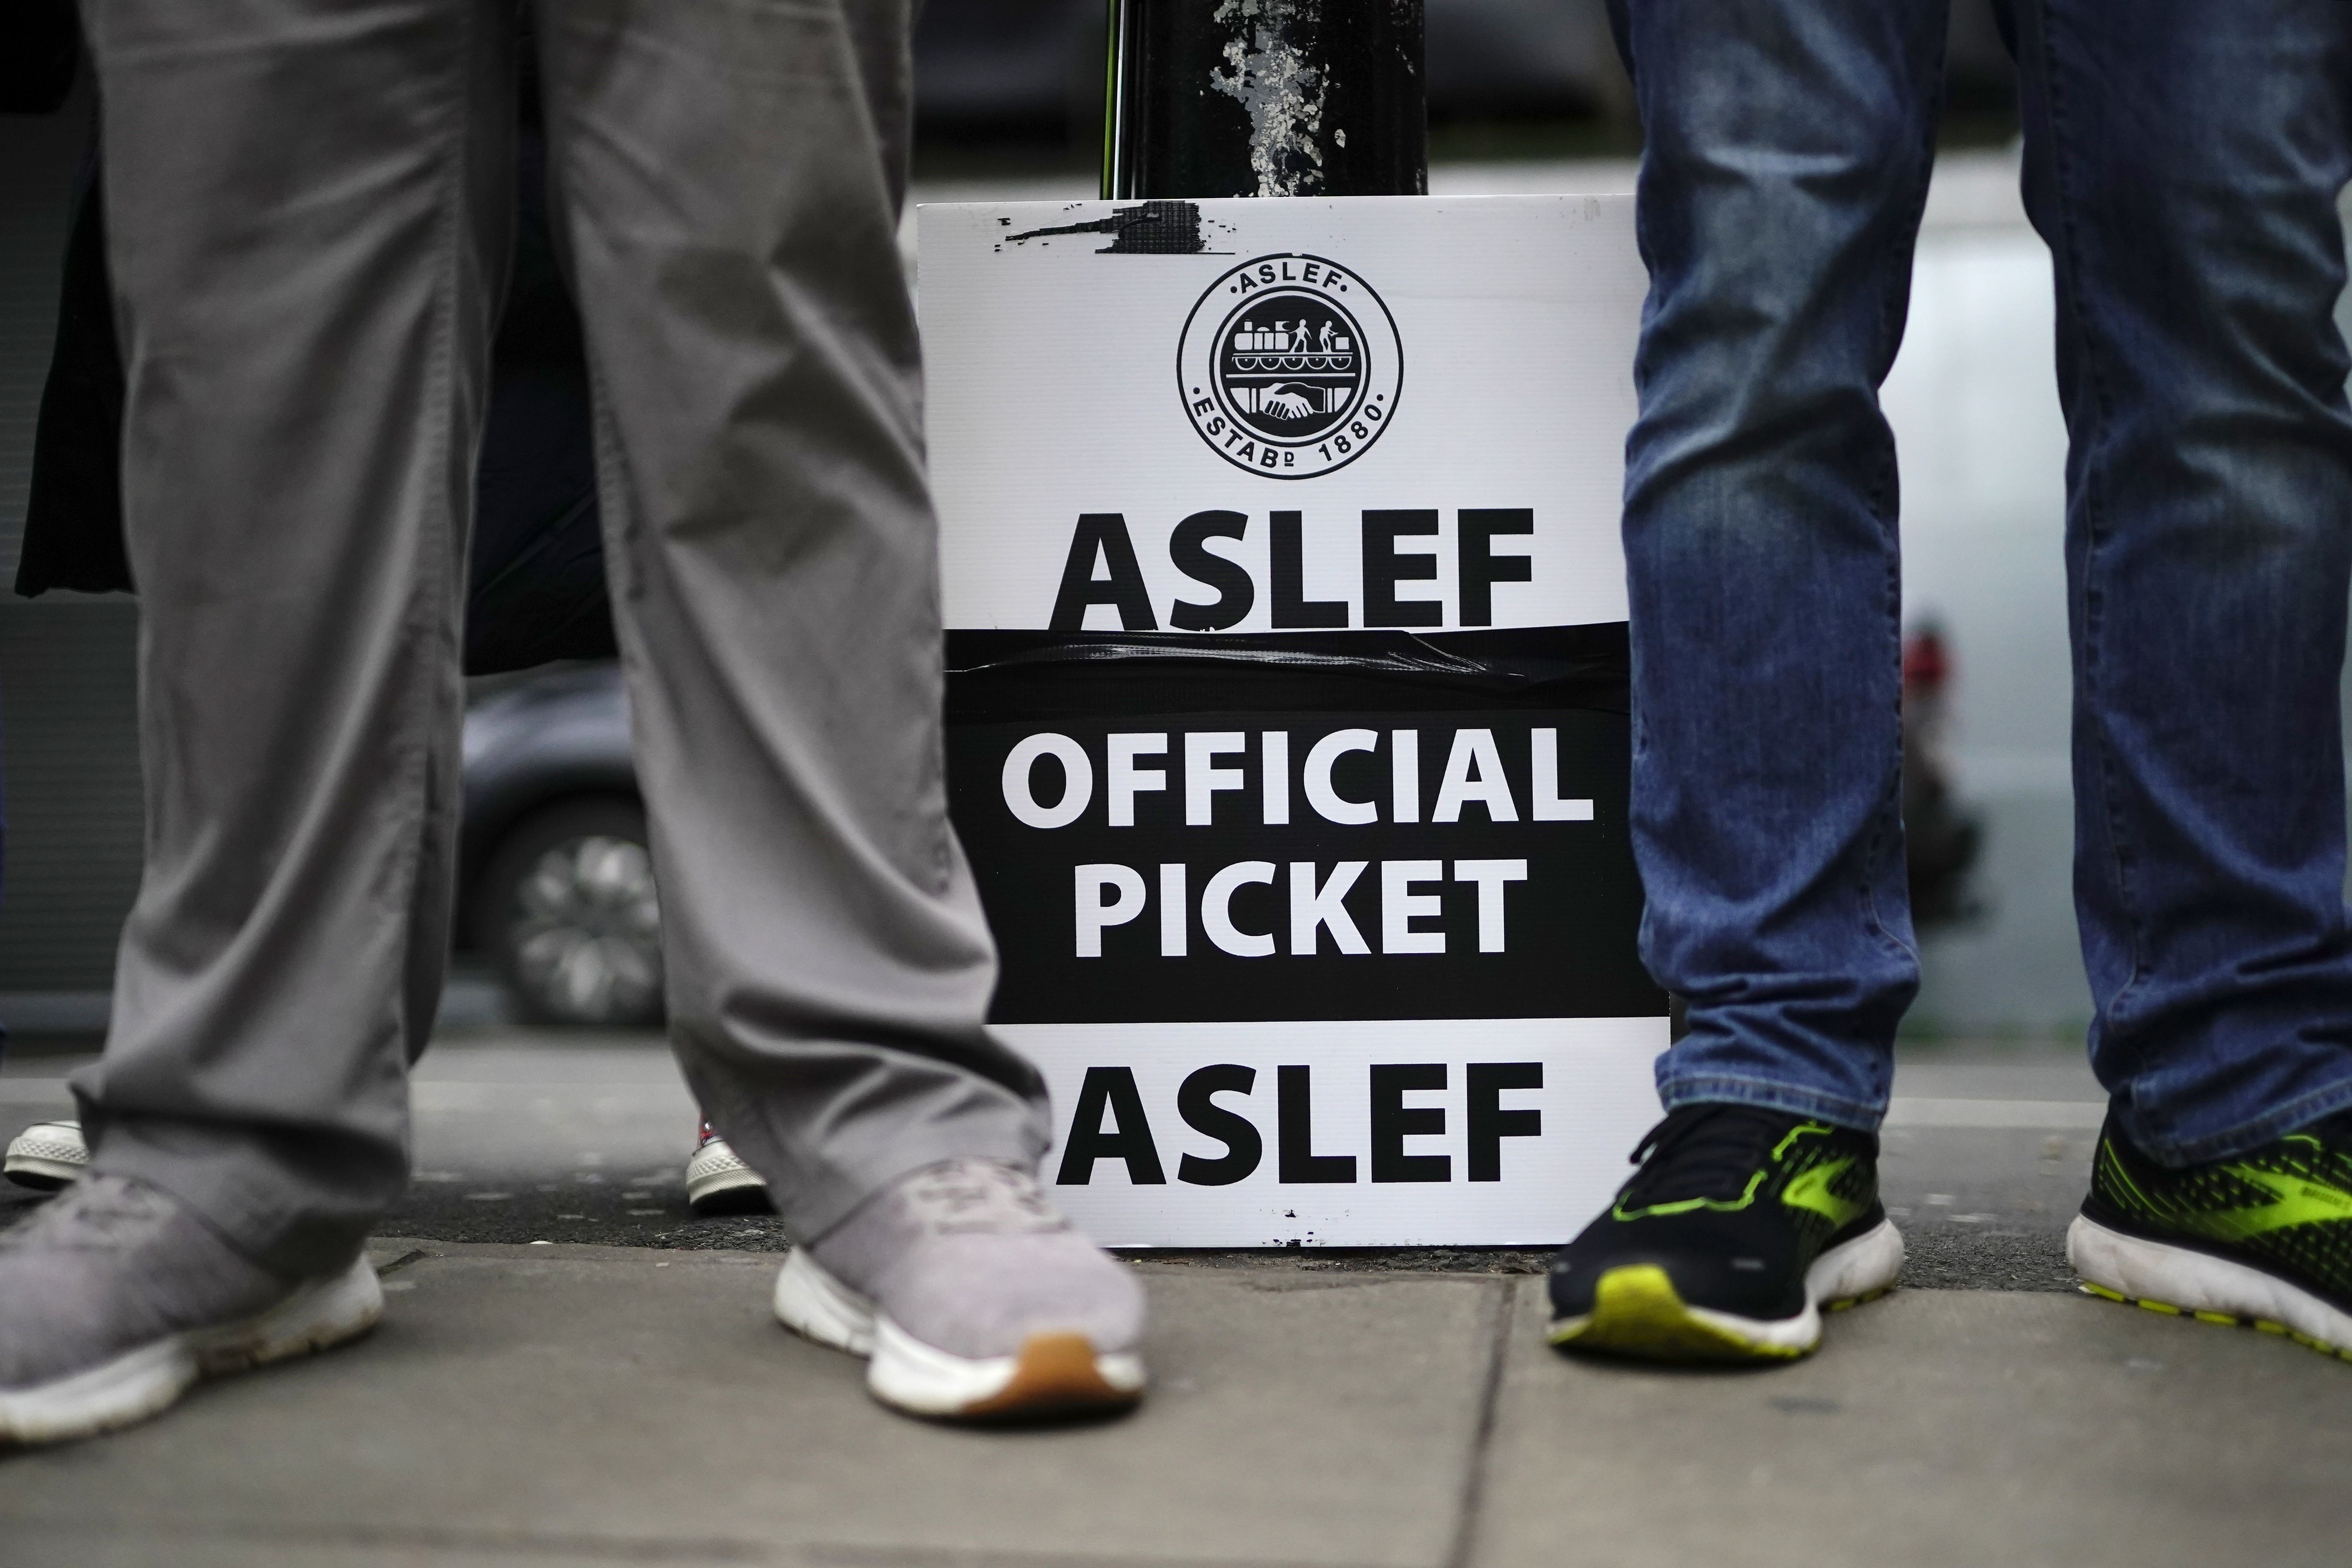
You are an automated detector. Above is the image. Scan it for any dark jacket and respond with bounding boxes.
[0,0,79,114]
[12,29,618,676]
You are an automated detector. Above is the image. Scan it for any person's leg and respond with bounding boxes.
[69,0,511,1272]
[532,0,1042,1247]
[1548,0,1945,1363]
[1610,0,1946,1127]
[2000,0,2352,1351]
[531,0,1138,1417]
[2,0,514,1443]
[2006,0,2352,1161]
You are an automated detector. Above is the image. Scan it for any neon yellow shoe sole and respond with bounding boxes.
[2068,1214,2352,1365]
[1547,1264,1813,1363]
[2078,1280,2352,1363]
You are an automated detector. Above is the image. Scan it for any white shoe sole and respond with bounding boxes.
[1549,1216,1907,1360]
[2067,1214,2352,1360]
[2,1153,85,1191]
[771,1248,1146,1419]
[0,1254,385,1446]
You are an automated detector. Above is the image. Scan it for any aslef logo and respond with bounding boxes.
[1178,254,1403,479]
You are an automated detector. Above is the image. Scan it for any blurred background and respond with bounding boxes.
[1,0,2346,1046]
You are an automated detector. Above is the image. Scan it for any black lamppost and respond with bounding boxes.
[1102,0,1428,200]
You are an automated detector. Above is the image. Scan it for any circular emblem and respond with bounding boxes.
[1178,254,1403,480]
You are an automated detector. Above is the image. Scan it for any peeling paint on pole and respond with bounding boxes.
[1209,0,1330,196]
[1105,0,1426,201]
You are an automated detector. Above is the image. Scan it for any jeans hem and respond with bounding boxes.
[2125,1074,2352,1167]
[1656,1072,1884,1134]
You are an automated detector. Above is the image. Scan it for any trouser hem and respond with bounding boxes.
[85,1118,376,1279]
[775,1123,1051,1248]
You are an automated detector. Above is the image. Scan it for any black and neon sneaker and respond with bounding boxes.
[1547,1104,1905,1362]
[2069,1108,2352,1360]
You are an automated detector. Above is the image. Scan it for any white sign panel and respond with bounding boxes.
[920,196,1663,1245]
[922,196,1644,635]
[1007,1018,1668,1248]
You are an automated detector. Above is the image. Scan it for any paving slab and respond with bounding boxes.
[0,1243,1502,1568]
[1472,1279,2352,1568]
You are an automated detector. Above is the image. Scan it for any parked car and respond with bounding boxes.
[914,0,1102,136]
[459,662,655,1026]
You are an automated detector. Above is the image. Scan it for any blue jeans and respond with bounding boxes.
[1611,0,2352,1164]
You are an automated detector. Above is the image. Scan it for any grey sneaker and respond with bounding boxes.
[0,1174,382,1445]
[5,1118,88,1190]
[773,1158,1146,1420]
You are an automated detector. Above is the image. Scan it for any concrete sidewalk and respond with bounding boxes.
[1,1239,2347,1568]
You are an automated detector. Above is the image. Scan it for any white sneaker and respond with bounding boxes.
[685,1121,773,1216]
[774,1158,1146,1421]
[5,1120,88,1191]
[0,1175,382,1445]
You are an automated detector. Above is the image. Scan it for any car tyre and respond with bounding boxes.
[474,798,665,1027]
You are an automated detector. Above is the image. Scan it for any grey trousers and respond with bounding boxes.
[72,0,1050,1276]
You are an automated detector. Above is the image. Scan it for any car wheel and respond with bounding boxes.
[476,799,664,1027]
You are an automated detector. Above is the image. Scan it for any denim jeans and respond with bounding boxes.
[1609,0,2352,1164]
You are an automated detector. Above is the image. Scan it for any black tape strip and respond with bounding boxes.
[945,624,1628,721]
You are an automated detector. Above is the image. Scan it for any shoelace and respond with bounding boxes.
[1618,1105,1807,1208]
[902,1159,1065,1236]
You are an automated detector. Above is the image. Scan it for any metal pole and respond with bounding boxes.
[1102,0,1427,200]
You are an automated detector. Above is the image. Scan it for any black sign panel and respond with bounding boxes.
[946,708,1659,1024]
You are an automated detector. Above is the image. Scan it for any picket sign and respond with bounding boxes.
[919,195,1666,1245]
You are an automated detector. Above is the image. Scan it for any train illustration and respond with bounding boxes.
[1226,318,1354,372]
